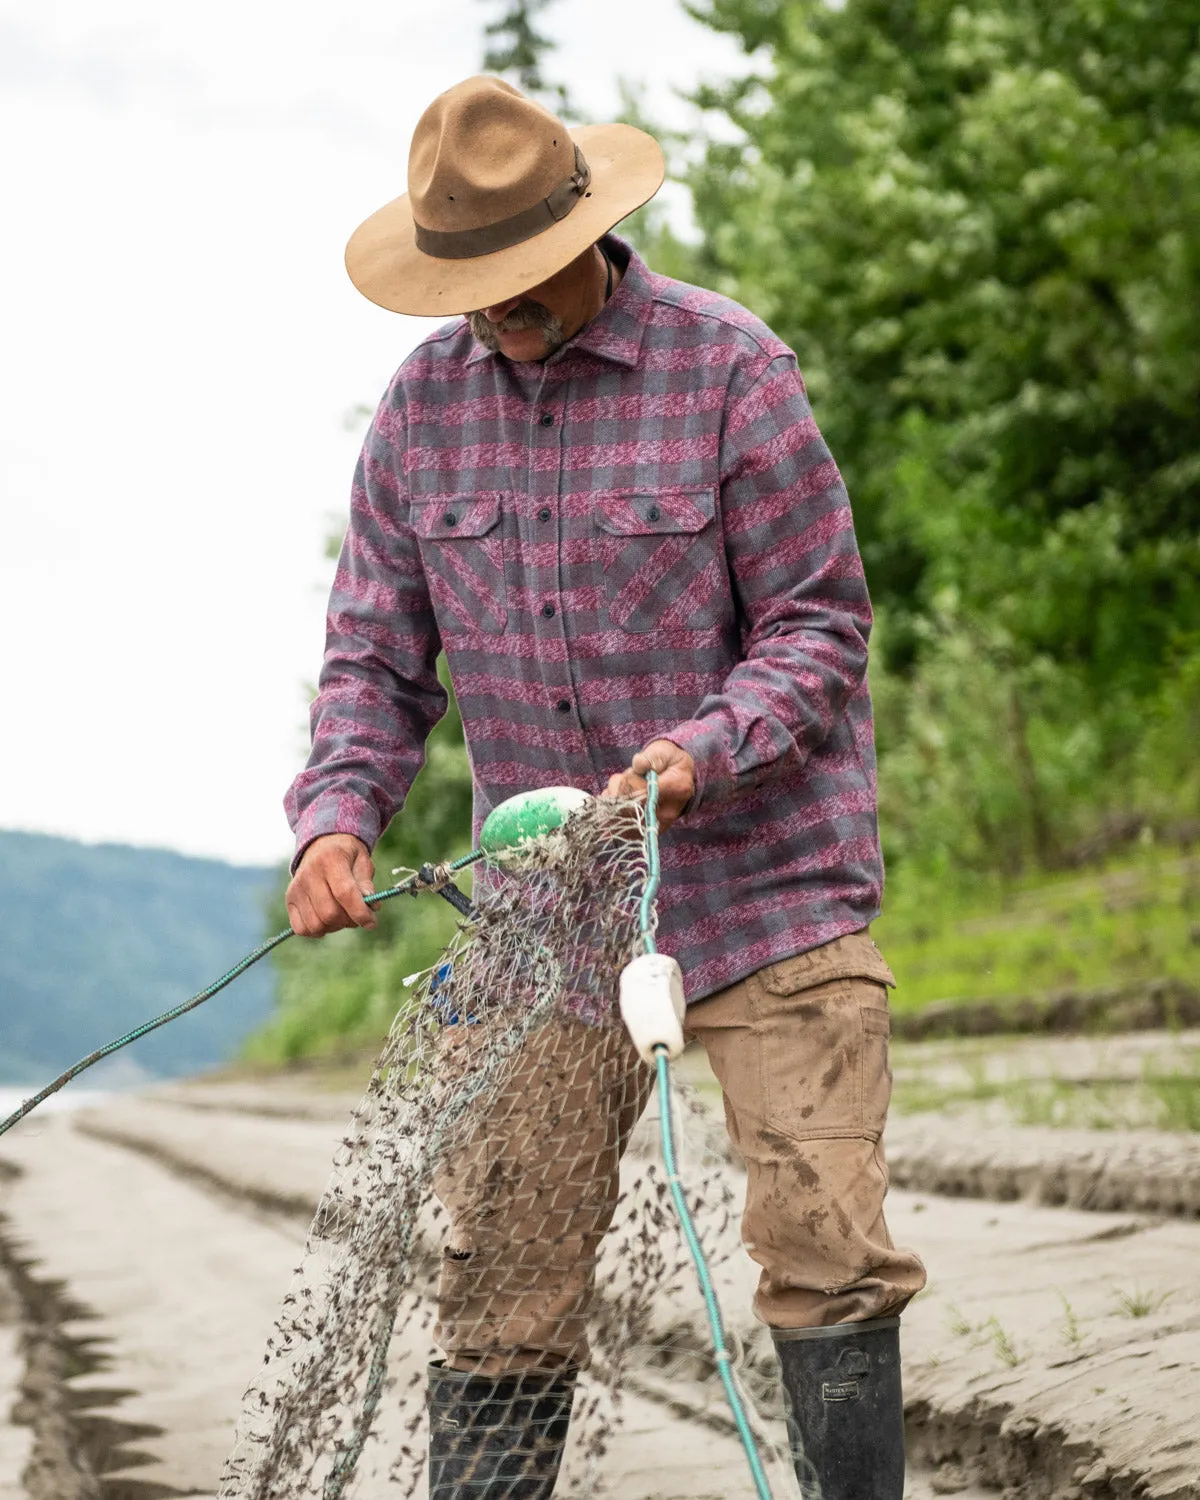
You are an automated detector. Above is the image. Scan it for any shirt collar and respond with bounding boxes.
[463,235,651,370]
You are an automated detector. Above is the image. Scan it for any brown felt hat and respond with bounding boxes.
[345,76,665,317]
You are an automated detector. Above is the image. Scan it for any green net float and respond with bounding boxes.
[479,786,592,866]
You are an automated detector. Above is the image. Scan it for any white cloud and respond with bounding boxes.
[0,0,745,865]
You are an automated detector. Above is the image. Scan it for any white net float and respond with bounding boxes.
[619,951,686,1063]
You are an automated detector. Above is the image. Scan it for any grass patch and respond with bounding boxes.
[875,848,1200,1015]
[1057,1292,1085,1350]
[1112,1286,1172,1319]
[1142,1058,1200,1131]
[987,1317,1021,1368]
[890,1045,1200,1131]
[945,1306,1021,1366]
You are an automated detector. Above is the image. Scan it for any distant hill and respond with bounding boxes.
[0,831,280,1084]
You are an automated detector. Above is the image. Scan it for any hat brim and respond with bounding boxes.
[344,123,665,317]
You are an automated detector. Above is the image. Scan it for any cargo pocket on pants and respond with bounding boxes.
[752,972,869,1142]
[752,944,896,1143]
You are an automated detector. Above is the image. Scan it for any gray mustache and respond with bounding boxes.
[496,301,557,331]
[467,301,565,352]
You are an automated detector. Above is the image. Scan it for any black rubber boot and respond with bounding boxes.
[427,1362,576,1499]
[772,1316,905,1500]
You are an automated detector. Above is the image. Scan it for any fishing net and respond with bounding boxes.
[217,793,782,1500]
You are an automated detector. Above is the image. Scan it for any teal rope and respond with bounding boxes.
[0,848,485,1139]
[638,778,660,956]
[655,1050,773,1500]
[642,772,774,1500]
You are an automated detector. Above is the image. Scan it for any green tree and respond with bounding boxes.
[688,0,1200,676]
[478,0,572,114]
[684,0,1200,869]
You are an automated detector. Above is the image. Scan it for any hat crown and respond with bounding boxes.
[409,76,574,236]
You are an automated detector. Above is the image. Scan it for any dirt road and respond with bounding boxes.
[0,1071,1196,1499]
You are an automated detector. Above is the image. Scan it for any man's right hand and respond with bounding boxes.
[285,834,377,937]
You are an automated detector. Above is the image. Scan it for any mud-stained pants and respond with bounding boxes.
[434,929,927,1373]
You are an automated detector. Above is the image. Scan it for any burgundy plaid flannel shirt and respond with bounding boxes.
[286,238,885,1003]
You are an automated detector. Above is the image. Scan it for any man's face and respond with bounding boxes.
[467,249,594,362]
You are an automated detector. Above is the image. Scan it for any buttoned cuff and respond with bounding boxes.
[661,719,738,816]
[289,793,382,874]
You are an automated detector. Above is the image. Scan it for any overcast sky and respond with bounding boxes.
[0,0,746,866]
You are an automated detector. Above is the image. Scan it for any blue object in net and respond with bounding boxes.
[429,961,477,1025]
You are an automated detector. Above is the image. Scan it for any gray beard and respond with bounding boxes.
[467,300,566,356]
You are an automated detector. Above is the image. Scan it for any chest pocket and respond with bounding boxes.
[593,488,727,634]
[412,495,507,635]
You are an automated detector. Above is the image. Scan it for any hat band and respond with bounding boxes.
[413,144,592,262]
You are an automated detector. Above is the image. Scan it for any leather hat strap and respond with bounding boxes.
[413,144,592,261]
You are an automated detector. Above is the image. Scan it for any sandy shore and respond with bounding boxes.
[0,1068,1197,1499]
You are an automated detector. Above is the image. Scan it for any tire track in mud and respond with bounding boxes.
[904,1394,1181,1500]
[74,1120,315,1230]
[0,1175,185,1500]
[885,1116,1200,1220]
[0,1123,298,1500]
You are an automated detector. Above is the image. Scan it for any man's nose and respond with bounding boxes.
[483,296,520,324]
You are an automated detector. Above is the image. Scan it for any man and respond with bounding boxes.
[285,75,925,1499]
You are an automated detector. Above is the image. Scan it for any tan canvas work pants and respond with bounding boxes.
[434,930,926,1374]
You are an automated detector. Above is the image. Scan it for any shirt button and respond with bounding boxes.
[647,505,661,522]
[443,511,458,527]
[539,411,554,427]
[538,507,552,522]
[556,699,571,713]
[541,602,556,619]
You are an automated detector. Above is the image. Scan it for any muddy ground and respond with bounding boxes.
[0,1032,1197,1500]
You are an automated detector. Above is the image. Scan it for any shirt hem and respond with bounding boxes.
[679,911,884,1007]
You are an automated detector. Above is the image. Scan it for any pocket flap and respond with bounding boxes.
[760,931,896,995]
[414,496,502,540]
[595,489,715,537]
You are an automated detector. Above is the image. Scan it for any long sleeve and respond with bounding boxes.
[664,354,873,812]
[284,380,446,869]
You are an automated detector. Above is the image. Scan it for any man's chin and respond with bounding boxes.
[494,330,558,361]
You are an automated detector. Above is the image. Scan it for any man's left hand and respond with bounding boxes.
[604,739,696,833]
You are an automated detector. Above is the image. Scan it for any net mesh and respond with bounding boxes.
[218,795,786,1500]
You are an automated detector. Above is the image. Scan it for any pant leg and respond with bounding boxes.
[433,1015,652,1375]
[684,931,926,1329]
